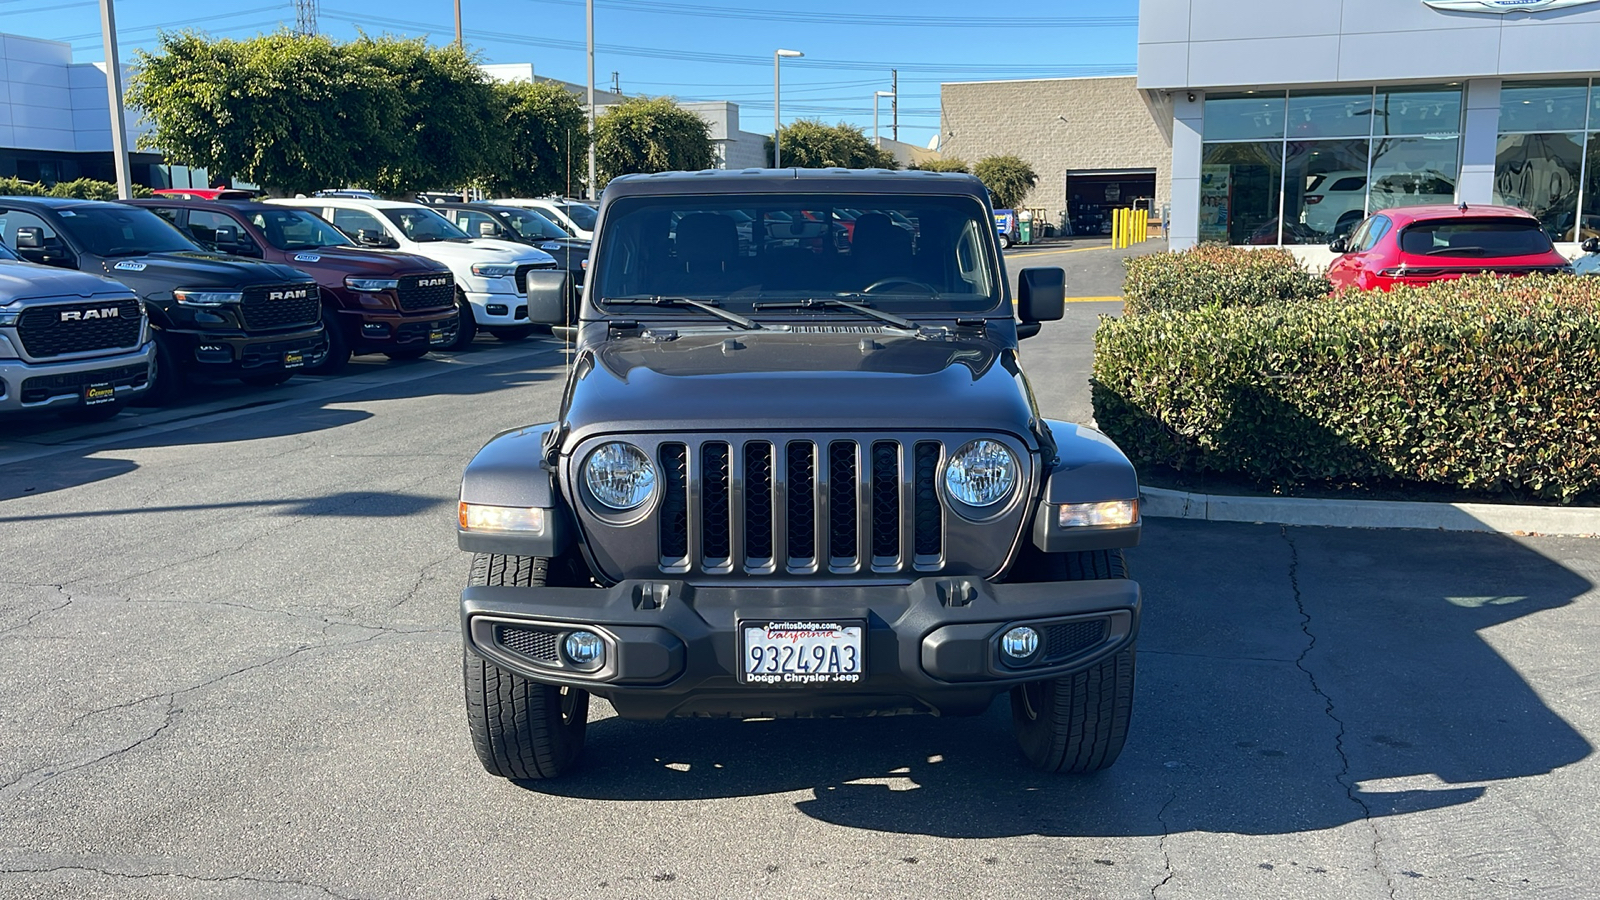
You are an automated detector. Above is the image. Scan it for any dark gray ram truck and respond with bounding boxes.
[455,169,1142,778]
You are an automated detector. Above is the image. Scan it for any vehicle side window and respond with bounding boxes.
[185,209,252,249]
[1330,176,1367,193]
[1357,216,1392,252]
[452,210,498,237]
[0,209,60,250]
[1344,217,1374,248]
[148,206,181,226]
[331,208,386,239]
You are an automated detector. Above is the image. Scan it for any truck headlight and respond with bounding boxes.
[1058,499,1139,528]
[173,290,242,307]
[944,439,1018,507]
[471,264,517,278]
[346,277,400,292]
[0,310,18,327]
[584,442,657,510]
[458,502,546,533]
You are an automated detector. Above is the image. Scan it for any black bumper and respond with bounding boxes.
[339,309,460,354]
[164,325,328,374]
[460,576,1139,719]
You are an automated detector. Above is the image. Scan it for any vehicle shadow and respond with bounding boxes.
[517,520,1594,839]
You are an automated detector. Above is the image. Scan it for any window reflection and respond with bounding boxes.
[1499,81,1589,133]
[1374,87,1464,136]
[1200,142,1283,244]
[1203,94,1286,141]
[1580,133,1600,242]
[1369,136,1459,213]
[1283,138,1369,243]
[1495,133,1584,240]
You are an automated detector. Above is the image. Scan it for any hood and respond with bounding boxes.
[563,330,1036,440]
[276,247,449,280]
[0,259,135,304]
[95,252,314,295]
[411,239,556,267]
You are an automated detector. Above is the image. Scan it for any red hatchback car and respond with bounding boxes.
[1326,204,1571,291]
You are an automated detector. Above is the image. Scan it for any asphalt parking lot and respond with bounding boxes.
[2,273,1599,898]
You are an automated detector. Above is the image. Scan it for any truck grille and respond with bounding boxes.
[239,283,320,330]
[396,273,455,311]
[656,436,947,576]
[15,298,142,358]
[512,262,557,293]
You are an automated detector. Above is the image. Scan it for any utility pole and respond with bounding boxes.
[454,0,462,47]
[891,69,898,143]
[611,71,620,95]
[98,0,131,199]
[586,0,596,200]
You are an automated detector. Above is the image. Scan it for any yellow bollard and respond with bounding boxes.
[1112,209,1120,248]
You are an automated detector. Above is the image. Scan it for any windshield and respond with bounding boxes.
[380,207,471,242]
[592,193,1001,315]
[556,202,598,231]
[58,206,199,257]
[0,242,16,261]
[1399,218,1555,258]
[497,207,571,240]
[249,209,353,251]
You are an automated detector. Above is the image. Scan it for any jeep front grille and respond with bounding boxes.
[396,273,456,311]
[655,437,946,576]
[240,283,320,330]
[15,299,142,358]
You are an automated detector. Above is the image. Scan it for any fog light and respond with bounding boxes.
[361,322,390,336]
[564,631,605,669]
[486,304,509,316]
[1001,626,1039,660]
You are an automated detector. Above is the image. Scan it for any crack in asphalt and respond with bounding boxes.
[387,553,459,610]
[1141,649,1297,664]
[1,696,176,800]
[1150,788,1177,899]
[1281,526,1397,900]
[0,585,71,637]
[0,863,368,899]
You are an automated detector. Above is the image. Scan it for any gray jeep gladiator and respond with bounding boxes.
[455,169,1142,778]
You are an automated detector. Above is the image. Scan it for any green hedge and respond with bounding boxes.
[1093,275,1600,502]
[1123,245,1330,315]
[0,177,152,200]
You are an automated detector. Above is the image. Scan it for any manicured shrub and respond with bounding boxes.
[1122,245,1330,315]
[0,177,151,199]
[1093,274,1600,502]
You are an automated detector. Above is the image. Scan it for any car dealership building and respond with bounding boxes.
[1141,0,1600,250]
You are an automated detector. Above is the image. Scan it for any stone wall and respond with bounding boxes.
[940,76,1172,226]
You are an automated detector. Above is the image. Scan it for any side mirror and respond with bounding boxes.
[477,221,502,237]
[15,227,44,250]
[213,225,241,245]
[1016,267,1066,327]
[1583,237,1599,254]
[1329,236,1350,254]
[525,269,571,325]
[356,229,396,249]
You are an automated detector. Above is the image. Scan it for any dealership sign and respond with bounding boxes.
[1424,0,1600,12]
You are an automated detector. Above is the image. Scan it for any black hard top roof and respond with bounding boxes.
[0,196,126,210]
[123,197,281,214]
[602,168,987,199]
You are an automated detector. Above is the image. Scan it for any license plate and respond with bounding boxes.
[82,382,115,406]
[741,621,863,685]
[429,329,447,345]
[284,351,304,369]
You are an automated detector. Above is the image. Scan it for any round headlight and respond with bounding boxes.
[584,442,657,510]
[944,439,1018,507]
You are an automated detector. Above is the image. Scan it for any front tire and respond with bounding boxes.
[132,333,183,407]
[1008,549,1136,773]
[307,307,350,375]
[447,291,477,351]
[463,553,590,779]
[998,233,1013,250]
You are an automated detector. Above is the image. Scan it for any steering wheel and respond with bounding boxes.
[861,277,939,294]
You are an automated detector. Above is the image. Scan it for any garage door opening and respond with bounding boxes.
[1065,170,1157,236]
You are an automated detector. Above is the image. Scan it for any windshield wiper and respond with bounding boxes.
[752,296,917,330]
[1423,245,1490,256]
[603,295,761,330]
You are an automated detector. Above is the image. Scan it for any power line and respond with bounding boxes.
[515,0,1135,29]
[56,5,285,42]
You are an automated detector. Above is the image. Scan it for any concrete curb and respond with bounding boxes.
[1141,486,1600,537]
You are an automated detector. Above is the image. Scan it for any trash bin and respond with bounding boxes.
[1018,211,1033,245]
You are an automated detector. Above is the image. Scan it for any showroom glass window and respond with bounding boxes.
[1203,86,1462,245]
[1585,84,1600,242]
[1495,80,1592,241]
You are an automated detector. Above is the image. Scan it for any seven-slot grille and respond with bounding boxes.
[14,298,142,358]
[656,437,947,576]
[396,272,455,311]
[512,262,557,293]
[239,283,320,330]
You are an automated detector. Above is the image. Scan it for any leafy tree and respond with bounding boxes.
[361,38,498,195]
[908,157,969,173]
[974,154,1039,210]
[763,119,897,169]
[593,97,714,186]
[485,80,590,198]
[128,31,404,195]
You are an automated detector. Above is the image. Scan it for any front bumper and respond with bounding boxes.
[0,341,154,412]
[339,309,460,354]
[463,289,529,326]
[461,575,1139,719]
[164,325,327,374]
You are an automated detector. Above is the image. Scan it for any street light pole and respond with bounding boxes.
[587,0,596,199]
[873,90,893,150]
[98,0,131,199]
[773,49,802,168]
[454,0,462,47]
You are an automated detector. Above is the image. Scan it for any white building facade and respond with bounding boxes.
[1139,0,1600,249]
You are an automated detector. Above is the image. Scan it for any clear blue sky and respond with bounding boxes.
[5,0,1140,149]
